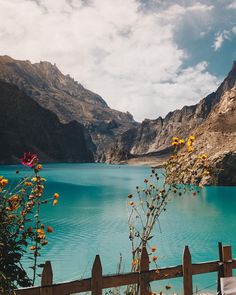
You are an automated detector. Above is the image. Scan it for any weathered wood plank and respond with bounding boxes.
[222,245,233,277]
[192,261,219,274]
[51,279,91,294]
[232,259,236,268]
[91,255,102,295]
[139,247,150,295]
[14,287,40,295]
[14,279,91,295]
[144,266,183,282]
[13,261,222,294]
[40,261,53,295]
[183,246,193,295]
[102,272,139,288]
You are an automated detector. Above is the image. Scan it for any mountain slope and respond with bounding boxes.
[0,55,137,159]
[192,76,236,185]
[0,80,94,164]
[107,62,236,173]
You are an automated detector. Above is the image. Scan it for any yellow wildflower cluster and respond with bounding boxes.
[172,135,195,152]
[0,176,8,187]
[172,137,185,147]
[199,153,207,160]
[187,135,195,152]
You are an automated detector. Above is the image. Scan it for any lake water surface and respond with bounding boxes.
[1,163,236,294]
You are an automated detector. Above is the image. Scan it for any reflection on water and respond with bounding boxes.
[1,163,236,293]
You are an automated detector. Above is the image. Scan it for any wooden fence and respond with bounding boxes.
[11,243,236,295]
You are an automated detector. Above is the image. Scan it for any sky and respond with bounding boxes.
[0,0,235,121]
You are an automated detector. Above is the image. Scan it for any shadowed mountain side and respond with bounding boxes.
[0,55,138,160]
[0,80,94,164]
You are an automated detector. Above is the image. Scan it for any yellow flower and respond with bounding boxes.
[9,195,19,202]
[188,146,193,153]
[37,164,43,170]
[189,135,195,142]
[37,229,44,235]
[54,193,59,199]
[129,201,135,206]
[204,170,210,176]
[0,178,8,187]
[53,199,58,206]
[31,177,37,182]
[24,181,33,187]
[199,154,207,160]
[179,139,185,144]
[37,229,45,239]
[187,140,192,147]
[151,246,157,253]
[172,137,179,142]
[172,141,178,146]
[132,259,139,266]
[152,256,158,262]
[47,226,53,233]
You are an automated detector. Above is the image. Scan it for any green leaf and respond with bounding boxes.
[38,264,45,268]
[147,236,153,240]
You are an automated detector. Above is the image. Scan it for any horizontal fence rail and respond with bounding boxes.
[8,243,236,295]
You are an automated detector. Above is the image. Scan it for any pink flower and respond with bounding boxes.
[21,152,39,168]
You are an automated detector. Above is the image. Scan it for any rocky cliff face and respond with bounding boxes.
[0,55,137,160]
[107,62,236,168]
[192,73,236,185]
[0,80,94,164]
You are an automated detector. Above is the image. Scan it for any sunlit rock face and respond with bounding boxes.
[107,62,236,185]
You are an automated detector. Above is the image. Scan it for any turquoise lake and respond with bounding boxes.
[1,163,236,294]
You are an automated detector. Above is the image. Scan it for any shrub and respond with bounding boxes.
[0,152,60,292]
[125,136,209,294]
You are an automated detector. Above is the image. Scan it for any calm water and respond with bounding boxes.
[1,163,236,294]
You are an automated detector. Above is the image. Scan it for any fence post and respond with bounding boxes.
[91,255,102,295]
[222,245,233,277]
[183,246,193,295]
[40,261,53,295]
[139,246,150,295]
[217,242,223,295]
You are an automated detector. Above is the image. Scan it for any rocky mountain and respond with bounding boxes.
[0,55,137,160]
[0,80,94,164]
[192,65,236,185]
[107,62,236,185]
[0,55,235,184]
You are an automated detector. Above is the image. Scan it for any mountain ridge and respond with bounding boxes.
[0,55,235,184]
[0,55,138,160]
[106,61,236,163]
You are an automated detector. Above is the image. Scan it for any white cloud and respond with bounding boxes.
[227,1,236,9]
[0,0,219,121]
[213,27,236,51]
